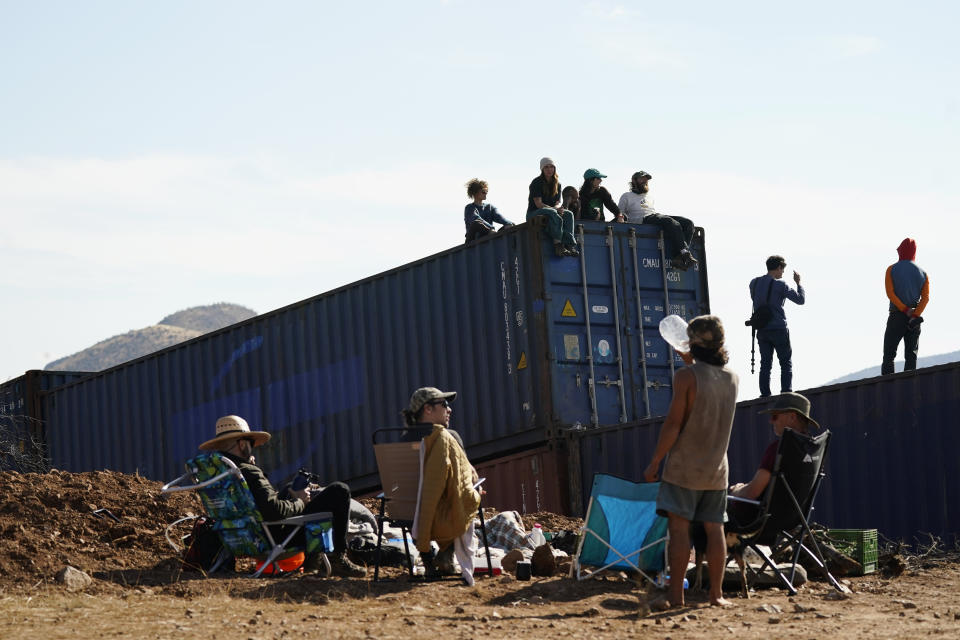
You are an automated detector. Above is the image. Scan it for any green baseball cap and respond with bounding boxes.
[583,168,607,180]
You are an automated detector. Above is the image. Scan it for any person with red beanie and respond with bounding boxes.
[882,238,930,375]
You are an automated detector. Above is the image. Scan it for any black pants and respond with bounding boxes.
[465,221,495,243]
[882,311,921,375]
[286,481,351,553]
[642,213,694,258]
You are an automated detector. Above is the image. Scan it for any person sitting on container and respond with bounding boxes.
[561,185,581,219]
[617,171,696,270]
[198,415,367,577]
[526,157,580,257]
[578,168,625,222]
[464,178,514,243]
[399,387,476,577]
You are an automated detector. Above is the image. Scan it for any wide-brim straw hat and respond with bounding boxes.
[198,415,271,451]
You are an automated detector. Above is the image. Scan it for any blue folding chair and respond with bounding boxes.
[571,473,668,586]
[162,452,334,577]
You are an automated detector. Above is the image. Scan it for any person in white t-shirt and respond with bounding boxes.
[617,171,697,270]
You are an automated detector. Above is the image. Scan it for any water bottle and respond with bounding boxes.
[658,314,689,352]
[528,523,546,548]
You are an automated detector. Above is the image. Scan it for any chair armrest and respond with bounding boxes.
[263,512,334,527]
[161,467,240,493]
[727,495,761,505]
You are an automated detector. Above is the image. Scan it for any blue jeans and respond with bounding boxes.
[526,208,577,247]
[757,327,792,397]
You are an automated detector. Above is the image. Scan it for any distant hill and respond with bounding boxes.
[824,349,960,385]
[45,303,256,372]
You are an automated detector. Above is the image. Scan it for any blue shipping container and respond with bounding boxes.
[571,360,960,546]
[43,220,709,489]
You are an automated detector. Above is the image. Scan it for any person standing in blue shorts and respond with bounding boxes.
[644,316,738,609]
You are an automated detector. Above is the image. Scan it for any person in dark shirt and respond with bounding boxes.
[749,255,805,397]
[526,157,579,257]
[561,186,581,219]
[727,393,819,522]
[578,168,624,222]
[198,415,366,577]
[463,178,514,243]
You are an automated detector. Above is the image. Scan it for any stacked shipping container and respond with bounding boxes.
[39,220,709,488]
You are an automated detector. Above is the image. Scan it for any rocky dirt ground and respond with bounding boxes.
[2,468,960,639]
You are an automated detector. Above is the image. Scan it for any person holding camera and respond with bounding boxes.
[748,255,805,397]
[882,238,929,375]
[198,415,366,577]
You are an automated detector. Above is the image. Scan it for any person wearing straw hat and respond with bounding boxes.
[644,315,738,610]
[728,392,819,502]
[199,415,366,577]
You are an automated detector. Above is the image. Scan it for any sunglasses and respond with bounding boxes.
[428,400,451,409]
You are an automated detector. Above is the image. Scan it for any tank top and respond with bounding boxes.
[662,361,739,490]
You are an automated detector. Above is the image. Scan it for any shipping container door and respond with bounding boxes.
[543,222,633,427]
[620,225,709,418]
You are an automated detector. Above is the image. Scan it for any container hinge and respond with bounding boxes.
[575,373,582,389]
[604,234,612,246]
[647,380,672,390]
[627,236,636,248]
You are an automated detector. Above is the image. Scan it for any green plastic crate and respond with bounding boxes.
[827,528,878,575]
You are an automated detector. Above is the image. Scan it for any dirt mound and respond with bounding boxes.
[0,468,201,588]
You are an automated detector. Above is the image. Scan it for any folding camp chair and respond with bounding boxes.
[371,427,492,582]
[571,473,668,586]
[161,452,335,578]
[726,429,846,595]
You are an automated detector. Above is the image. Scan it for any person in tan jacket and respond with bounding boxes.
[403,387,481,580]
[414,424,481,556]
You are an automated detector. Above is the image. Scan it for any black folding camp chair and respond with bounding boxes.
[371,427,492,582]
[726,429,846,595]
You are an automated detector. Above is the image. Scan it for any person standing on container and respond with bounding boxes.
[644,316,738,609]
[198,415,367,577]
[617,170,696,270]
[882,238,929,375]
[578,168,624,222]
[749,255,805,398]
[464,179,514,243]
[526,157,580,257]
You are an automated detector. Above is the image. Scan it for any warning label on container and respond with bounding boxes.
[518,352,527,370]
[561,300,577,317]
[563,335,581,360]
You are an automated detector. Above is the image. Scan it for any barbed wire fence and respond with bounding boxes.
[0,406,51,474]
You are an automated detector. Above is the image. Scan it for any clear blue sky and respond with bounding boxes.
[2,1,957,400]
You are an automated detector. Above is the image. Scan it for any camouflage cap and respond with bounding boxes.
[407,387,457,415]
[686,314,725,351]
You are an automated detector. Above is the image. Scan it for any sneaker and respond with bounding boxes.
[563,245,580,257]
[553,243,566,257]
[328,551,366,578]
[671,252,690,271]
